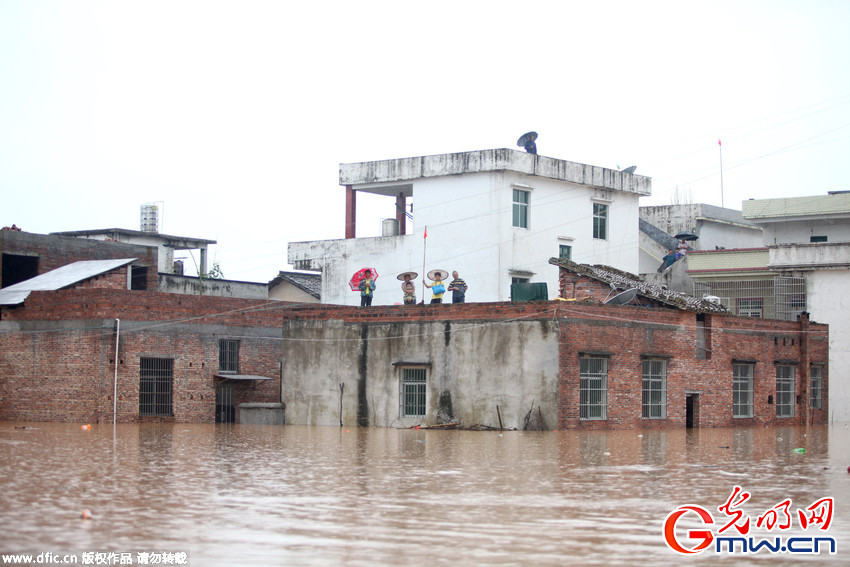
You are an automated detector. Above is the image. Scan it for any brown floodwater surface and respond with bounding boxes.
[1,422,848,566]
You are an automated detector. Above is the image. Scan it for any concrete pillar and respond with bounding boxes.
[396,193,406,235]
[199,246,208,276]
[345,185,356,239]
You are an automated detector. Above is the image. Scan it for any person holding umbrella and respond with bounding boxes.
[359,269,376,306]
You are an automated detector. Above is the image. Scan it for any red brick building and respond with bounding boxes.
[0,239,830,429]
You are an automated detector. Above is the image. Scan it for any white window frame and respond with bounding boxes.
[775,365,795,418]
[512,188,530,229]
[733,363,754,418]
[592,203,608,240]
[642,359,667,419]
[810,365,823,410]
[580,357,608,420]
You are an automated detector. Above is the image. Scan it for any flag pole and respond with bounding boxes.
[422,226,428,304]
[718,139,725,208]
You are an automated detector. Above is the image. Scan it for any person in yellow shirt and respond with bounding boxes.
[424,271,446,304]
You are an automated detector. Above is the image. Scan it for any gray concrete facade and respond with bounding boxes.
[281,317,559,429]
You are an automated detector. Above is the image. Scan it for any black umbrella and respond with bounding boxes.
[674,231,699,241]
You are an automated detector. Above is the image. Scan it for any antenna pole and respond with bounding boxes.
[422,226,428,304]
[718,139,725,208]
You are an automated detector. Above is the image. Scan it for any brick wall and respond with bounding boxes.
[0,231,158,290]
[0,285,829,428]
[0,288,285,423]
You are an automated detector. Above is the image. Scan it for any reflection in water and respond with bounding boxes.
[1,423,848,566]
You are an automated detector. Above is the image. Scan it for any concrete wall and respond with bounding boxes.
[760,218,850,245]
[806,270,850,422]
[281,315,559,429]
[159,273,269,299]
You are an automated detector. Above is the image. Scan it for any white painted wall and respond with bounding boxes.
[762,218,850,245]
[289,170,642,305]
[804,270,850,422]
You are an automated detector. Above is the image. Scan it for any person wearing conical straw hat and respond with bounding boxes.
[398,271,417,305]
[424,269,448,304]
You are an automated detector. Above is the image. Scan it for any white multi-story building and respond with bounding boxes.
[688,192,850,422]
[288,148,651,306]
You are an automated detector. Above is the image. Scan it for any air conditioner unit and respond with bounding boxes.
[703,295,722,306]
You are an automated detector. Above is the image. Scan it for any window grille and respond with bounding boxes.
[219,339,239,374]
[513,189,529,228]
[593,203,608,240]
[736,298,763,318]
[139,358,173,416]
[694,277,806,321]
[775,365,795,418]
[810,366,823,410]
[733,363,754,418]
[642,359,667,419]
[580,357,607,420]
[400,367,427,417]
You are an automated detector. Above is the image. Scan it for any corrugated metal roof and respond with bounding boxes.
[0,258,136,305]
[742,193,850,220]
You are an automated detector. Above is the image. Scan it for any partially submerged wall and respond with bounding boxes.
[281,315,559,429]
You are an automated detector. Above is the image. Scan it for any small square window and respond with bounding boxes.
[559,245,572,261]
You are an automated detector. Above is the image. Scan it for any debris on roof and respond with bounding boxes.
[549,257,728,314]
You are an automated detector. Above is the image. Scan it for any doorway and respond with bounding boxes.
[686,394,699,428]
[216,382,235,423]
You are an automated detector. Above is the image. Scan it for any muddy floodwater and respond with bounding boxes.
[1,422,848,566]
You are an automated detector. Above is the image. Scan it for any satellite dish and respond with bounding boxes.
[604,288,637,305]
[621,165,637,174]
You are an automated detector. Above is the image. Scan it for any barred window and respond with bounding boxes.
[219,339,239,374]
[400,367,427,418]
[776,365,795,418]
[733,363,754,418]
[580,357,608,420]
[642,359,667,419]
[140,358,173,416]
[810,366,823,410]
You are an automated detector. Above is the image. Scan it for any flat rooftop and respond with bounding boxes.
[340,148,652,197]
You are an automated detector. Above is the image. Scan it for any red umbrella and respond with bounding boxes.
[349,267,378,291]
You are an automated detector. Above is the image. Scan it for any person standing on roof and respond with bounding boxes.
[448,271,468,303]
[424,271,446,304]
[359,269,376,306]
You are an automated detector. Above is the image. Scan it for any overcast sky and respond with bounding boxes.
[2,1,849,282]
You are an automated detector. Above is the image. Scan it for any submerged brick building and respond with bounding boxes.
[0,236,829,429]
[275,259,828,430]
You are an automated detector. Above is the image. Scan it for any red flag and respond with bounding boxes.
[718,139,722,147]
[423,227,428,239]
